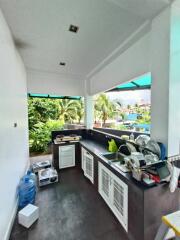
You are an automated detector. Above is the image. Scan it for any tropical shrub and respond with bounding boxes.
[28,97,85,153]
[29,120,64,153]
[28,98,60,130]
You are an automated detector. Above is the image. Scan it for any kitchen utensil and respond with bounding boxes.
[132,169,142,181]
[135,135,150,147]
[118,144,131,156]
[121,135,129,141]
[126,142,137,153]
[130,152,146,168]
[108,139,118,152]
[144,153,159,165]
[145,139,161,158]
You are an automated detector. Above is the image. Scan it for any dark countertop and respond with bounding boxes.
[80,139,108,156]
[80,139,164,191]
[52,128,168,192]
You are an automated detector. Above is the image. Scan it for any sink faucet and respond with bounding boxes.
[117,144,124,153]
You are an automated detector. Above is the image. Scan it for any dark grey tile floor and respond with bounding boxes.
[10,167,128,240]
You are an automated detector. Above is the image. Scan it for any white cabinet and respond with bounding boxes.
[98,162,128,232]
[111,172,128,232]
[81,147,94,184]
[84,151,94,183]
[59,145,75,169]
[98,162,111,205]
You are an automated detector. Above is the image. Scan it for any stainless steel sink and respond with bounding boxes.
[101,152,130,172]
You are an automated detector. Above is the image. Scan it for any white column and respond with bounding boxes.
[84,95,94,129]
[150,7,171,151]
[168,1,180,156]
[151,1,180,156]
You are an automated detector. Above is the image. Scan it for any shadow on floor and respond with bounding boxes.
[10,167,128,240]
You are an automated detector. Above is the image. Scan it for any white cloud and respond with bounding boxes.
[106,90,151,106]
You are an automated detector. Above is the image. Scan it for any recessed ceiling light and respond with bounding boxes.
[69,24,79,33]
[59,62,66,66]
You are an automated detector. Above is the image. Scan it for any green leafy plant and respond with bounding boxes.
[28,98,60,130]
[94,94,117,125]
[58,99,79,123]
[29,120,64,153]
[28,97,84,154]
[75,99,84,124]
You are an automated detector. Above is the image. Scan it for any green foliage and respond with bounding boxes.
[127,104,131,109]
[133,103,151,124]
[112,124,129,131]
[94,94,117,125]
[28,98,60,130]
[75,99,84,123]
[93,94,151,132]
[28,97,84,153]
[58,99,84,123]
[136,111,151,124]
[29,120,64,153]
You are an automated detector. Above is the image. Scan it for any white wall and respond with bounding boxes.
[88,4,180,156]
[89,33,150,95]
[150,7,171,150]
[0,9,29,240]
[151,2,180,156]
[168,1,180,156]
[27,69,85,96]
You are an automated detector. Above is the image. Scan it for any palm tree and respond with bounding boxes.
[134,103,141,114]
[58,99,78,123]
[114,100,124,120]
[75,99,84,124]
[127,104,131,110]
[94,94,116,126]
[116,101,122,108]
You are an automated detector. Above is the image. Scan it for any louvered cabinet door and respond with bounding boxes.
[84,151,94,183]
[98,162,111,205]
[111,173,128,232]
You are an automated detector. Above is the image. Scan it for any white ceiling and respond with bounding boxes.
[0,0,171,80]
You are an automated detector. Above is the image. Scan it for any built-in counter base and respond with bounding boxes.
[52,130,180,240]
[79,139,179,240]
[52,142,81,170]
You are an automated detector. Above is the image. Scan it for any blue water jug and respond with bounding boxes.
[158,142,166,160]
[27,170,37,187]
[18,175,36,208]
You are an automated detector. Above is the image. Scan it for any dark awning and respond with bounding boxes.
[28,93,81,100]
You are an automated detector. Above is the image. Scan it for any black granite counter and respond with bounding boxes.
[80,139,155,191]
[80,139,108,155]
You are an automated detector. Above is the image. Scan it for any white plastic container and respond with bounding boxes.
[18,204,39,228]
[130,132,135,141]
